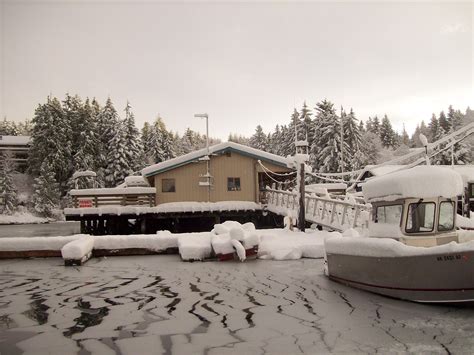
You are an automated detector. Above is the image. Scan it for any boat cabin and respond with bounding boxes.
[363,166,464,247]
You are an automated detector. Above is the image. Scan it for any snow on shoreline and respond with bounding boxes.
[0,212,49,225]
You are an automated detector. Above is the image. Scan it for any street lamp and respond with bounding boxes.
[195,113,211,201]
[194,113,209,155]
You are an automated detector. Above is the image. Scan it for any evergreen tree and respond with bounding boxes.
[360,131,383,165]
[438,111,450,133]
[269,125,283,155]
[358,119,365,134]
[0,152,18,214]
[0,118,19,135]
[105,120,129,187]
[249,125,268,151]
[311,100,348,173]
[343,108,363,170]
[28,96,72,193]
[282,109,301,156]
[32,161,60,217]
[71,98,98,172]
[400,124,410,146]
[372,116,381,136]
[96,98,120,177]
[428,114,439,142]
[379,114,396,148]
[299,102,313,146]
[123,102,144,173]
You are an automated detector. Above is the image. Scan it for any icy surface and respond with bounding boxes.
[1,256,473,354]
[363,166,464,202]
[325,236,474,257]
[61,236,94,260]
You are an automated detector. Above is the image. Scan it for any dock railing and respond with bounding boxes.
[70,187,156,208]
[265,187,371,231]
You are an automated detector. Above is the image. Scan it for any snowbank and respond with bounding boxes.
[257,229,334,260]
[325,235,474,258]
[0,211,48,225]
[61,236,94,260]
[457,214,474,229]
[0,235,87,251]
[363,166,463,202]
[177,233,213,261]
[93,231,178,251]
[211,234,234,255]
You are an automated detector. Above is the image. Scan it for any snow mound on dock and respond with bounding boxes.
[61,236,94,260]
[177,233,213,261]
[363,166,463,202]
[93,232,178,251]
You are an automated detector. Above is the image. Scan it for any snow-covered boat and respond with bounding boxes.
[325,166,474,303]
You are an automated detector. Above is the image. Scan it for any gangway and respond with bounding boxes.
[265,187,371,232]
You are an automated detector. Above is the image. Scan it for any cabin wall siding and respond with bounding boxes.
[153,152,290,204]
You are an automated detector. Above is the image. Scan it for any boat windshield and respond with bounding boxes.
[406,201,435,233]
[438,201,455,232]
[376,204,402,225]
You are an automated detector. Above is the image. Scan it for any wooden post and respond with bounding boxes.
[298,162,305,232]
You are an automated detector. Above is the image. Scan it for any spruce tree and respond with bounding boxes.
[249,125,268,151]
[105,120,130,187]
[123,102,144,173]
[438,111,450,133]
[428,114,439,142]
[0,152,18,214]
[299,102,313,147]
[96,98,120,178]
[343,108,363,170]
[379,115,396,148]
[32,161,60,218]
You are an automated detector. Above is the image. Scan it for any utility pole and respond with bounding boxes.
[340,106,344,175]
[298,161,305,232]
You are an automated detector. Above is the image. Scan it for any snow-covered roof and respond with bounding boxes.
[124,175,149,187]
[72,170,97,179]
[142,141,290,178]
[0,135,30,146]
[362,165,406,177]
[449,166,474,184]
[362,166,464,202]
[70,187,156,196]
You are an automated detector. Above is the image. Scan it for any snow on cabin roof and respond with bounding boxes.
[0,135,30,146]
[362,166,464,202]
[141,141,290,178]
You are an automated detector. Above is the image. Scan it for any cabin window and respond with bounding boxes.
[375,204,402,225]
[406,202,435,233]
[438,201,455,231]
[470,183,474,198]
[227,177,241,191]
[162,179,176,193]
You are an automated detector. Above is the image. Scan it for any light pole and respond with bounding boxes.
[195,113,211,201]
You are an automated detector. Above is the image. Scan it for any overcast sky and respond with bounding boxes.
[0,1,472,139]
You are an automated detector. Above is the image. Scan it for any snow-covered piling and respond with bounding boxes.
[61,236,94,266]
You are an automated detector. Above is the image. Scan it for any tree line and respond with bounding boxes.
[0,94,472,216]
[238,100,473,174]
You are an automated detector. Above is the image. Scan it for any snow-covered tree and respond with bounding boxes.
[228,133,250,146]
[123,102,144,173]
[360,131,383,165]
[0,118,19,135]
[0,152,18,214]
[311,100,348,173]
[379,115,396,148]
[249,125,268,151]
[28,96,72,193]
[96,98,120,177]
[282,109,301,156]
[438,111,450,133]
[299,102,313,147]
[343,108,363,170]
[147,116,177,164]
[32,161,60,217]
[105,120,129,187]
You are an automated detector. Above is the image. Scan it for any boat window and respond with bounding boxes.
[376,204,402,225]
[406,202,435,233]
[438,201,455,232]
[470,183,474,198]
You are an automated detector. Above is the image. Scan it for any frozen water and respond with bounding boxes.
[1,256,473,354]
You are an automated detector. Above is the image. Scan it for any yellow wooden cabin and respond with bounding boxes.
[141,142,293,205]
